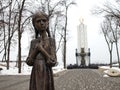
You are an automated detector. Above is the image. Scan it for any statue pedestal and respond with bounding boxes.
[75,48,90,67]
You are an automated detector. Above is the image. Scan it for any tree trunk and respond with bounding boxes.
[115,42,120,68]
[63,39,66,68]
[110,42,113,68]
[103,31,113,68]
[18,0,26,73]
[7,0,12,69]
[3,12,7,62]
[63,7,68,69]
[18,29,21,73]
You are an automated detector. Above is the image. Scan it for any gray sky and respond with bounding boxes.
[4,0,119,65]
[64,0,119,65]
[12,0,112,64]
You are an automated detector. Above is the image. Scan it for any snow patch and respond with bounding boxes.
[0,62,64,75]
[99,66,120,77]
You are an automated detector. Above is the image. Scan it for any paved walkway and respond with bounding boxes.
[54,69,120,90]
[0,69,120,90]
[0,75,29,90]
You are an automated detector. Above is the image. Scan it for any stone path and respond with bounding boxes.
[54,69,120,90]
[0,75,29,90]
[0,69,120,90]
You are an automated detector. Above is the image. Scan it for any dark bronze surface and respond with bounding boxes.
[26,12,57,90]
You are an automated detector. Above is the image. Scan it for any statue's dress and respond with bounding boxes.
[26,37,56,90]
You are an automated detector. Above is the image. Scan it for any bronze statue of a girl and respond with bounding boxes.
[26,12,57,90]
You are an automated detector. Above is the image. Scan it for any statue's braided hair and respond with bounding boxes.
[32,12,51,38]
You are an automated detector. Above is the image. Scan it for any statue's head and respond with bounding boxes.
[32,12,50,38]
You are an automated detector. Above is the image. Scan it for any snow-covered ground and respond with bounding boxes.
[2,62,120,77]
[0,62,65,75]
[99,64,120,77]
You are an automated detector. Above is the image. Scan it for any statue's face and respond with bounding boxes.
[34,14,48,32]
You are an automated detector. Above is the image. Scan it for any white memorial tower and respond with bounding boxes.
[76,18,90,67]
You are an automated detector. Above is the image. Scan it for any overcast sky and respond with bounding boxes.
[64,0,119,65]
[20,0,117,65]
[6,0,119,65]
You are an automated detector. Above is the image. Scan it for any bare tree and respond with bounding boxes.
[7,0,13,69]
[62,0,76,68]
[5,0,20,69]
[50,11,65,53]
[101,18,114,68]
[0,1,6,60]
[106,16,120,68]
[0,0,20,70]
[17,0,26,73]
[92,0,120,68]
[0,1,7,62]
[0,0,14,69]
[0,0,76,71]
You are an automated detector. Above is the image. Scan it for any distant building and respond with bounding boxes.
[76,18,90,67]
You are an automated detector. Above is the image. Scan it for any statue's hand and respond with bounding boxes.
[46,57,57,67]
[35,42,43,51]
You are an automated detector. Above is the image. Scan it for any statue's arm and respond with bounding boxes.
[37,42,51,60]
[37,38,57,64]
[26,40,38,66]
[29,40,39,59]
[49,38,57,62]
